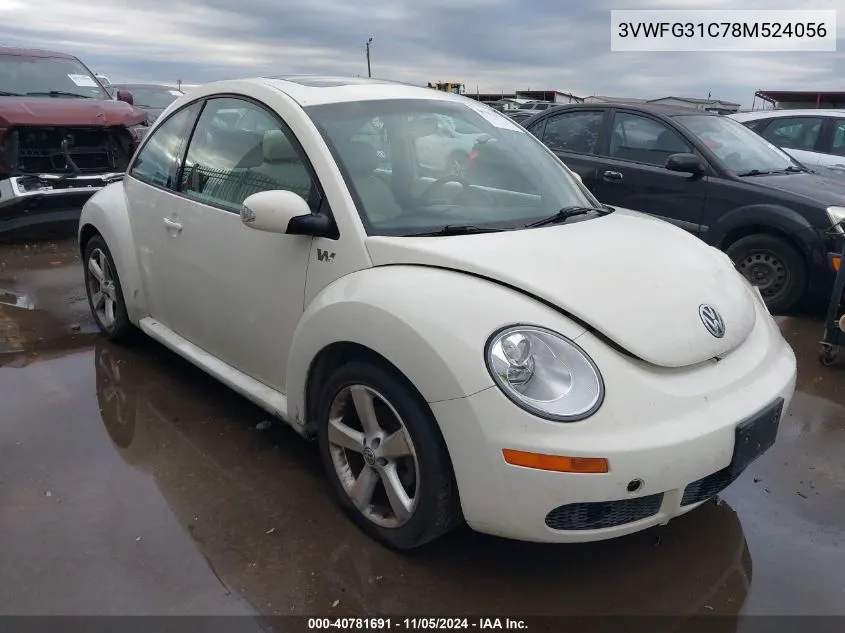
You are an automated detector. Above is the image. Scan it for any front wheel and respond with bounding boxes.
[316,361,462,550]
[726,234,807,314]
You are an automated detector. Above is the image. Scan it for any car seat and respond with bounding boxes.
[337,141,402,223]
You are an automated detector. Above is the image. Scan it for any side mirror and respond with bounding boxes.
[241,190,311,234]
[116,90,134,105]
[665,153,704,175]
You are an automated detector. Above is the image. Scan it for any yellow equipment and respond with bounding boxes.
[427,82,465,95]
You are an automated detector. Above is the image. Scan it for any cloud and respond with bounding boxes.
[0,0,841,107]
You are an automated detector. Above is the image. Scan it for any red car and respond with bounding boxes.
[0,46,149,237]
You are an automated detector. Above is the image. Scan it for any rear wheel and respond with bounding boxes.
[726,234,807,314]
[83,235,135,342]
[316,360,462,549]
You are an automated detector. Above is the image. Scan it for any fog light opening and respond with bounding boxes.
[627,479,644,493]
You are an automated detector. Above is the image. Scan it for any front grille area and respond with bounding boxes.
[8,126,134,174]
[681,469,738,506]
[545,493,664,531]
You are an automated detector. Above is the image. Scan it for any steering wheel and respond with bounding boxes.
[418,174,469,204]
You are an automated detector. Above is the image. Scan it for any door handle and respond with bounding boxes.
[163,217,182,233]
[603,170,623,182]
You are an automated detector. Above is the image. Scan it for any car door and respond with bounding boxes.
[527,109,606,190]
[124,101,203,332]
[590,110,707,234]
[162,96,320,391]
[756,115,825,167]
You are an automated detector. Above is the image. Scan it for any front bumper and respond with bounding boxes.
[430,301,797,543]
[0,172,123,234]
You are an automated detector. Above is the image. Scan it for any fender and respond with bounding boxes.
[707,203,814,252]
[284,265,586,430]
[78,181,149,323]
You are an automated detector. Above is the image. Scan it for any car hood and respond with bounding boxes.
[365,210,757,368]
[747,171,845,207]
[0,97,147,127]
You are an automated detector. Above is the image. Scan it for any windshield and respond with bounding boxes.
[305,98,600,236]
[118,86,183,108]
[678,114,801,174]
[0,54,110,99]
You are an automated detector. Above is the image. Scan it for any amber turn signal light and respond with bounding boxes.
[502,449,609,473]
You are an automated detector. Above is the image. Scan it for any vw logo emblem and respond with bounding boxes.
[363,447,376,466]
[699,304,726,338]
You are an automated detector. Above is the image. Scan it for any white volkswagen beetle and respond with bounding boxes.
[78,76,797,550]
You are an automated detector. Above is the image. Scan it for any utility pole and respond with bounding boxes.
[365,37,373,77]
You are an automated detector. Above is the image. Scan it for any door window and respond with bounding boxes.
[831,119,845,156]
[179,97,316,213]
[609,113,693,166]
[760,116,823,151]
[129,103,201,188]
[541,111,603,154]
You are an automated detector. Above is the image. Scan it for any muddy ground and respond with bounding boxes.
[0,238,843,623]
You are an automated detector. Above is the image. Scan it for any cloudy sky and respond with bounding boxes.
[0,0,841,107]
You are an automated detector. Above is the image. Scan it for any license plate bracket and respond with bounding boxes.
[729,398,784,476]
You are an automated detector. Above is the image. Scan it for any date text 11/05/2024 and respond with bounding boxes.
[307,618,527,630]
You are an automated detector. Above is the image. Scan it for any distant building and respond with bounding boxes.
[467,89,583,106]
[583,95,740,113]
[645,96,741,113]
[583,95,648,104]
[753,90,845,110]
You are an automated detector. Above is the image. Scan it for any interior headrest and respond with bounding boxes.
[263,129,298,162]
[338,140,379,177]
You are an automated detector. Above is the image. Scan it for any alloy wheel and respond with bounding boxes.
[86,248,118,330]
[327,384,420,528]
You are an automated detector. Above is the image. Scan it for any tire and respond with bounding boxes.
[725,234,807,314]
[83,234,135,342]
[316,360,462,550]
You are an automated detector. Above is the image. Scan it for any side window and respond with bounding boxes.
[541,111,603,154]
[609,113,692,167]
[830,119,845,156]
[179,97,315,213]
[743,119,768,132]
[129,103,200,188]
[760,117,823,151]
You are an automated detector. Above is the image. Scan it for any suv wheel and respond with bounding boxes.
[726,234,807,314]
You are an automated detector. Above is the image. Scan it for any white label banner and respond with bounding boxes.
[610,9,837,52]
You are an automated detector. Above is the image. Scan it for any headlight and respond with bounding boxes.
[485,325,604,422]
[827,206,845,234]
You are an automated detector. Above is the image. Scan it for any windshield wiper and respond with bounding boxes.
[26,91,92,98]
[404,224,511,236]
[0,90,24,96]
[526,205,606,228]
[736,169,772,177]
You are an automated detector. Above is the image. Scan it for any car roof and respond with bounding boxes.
[731,109,845,121]
[113,83,181,90]
[189,75,478,107]
[527,102,719,119]
[0,46,76,60]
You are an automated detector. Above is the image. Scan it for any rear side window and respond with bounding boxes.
[759,116,823,151]
[129,103,201,188]
[541,111,603,154]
